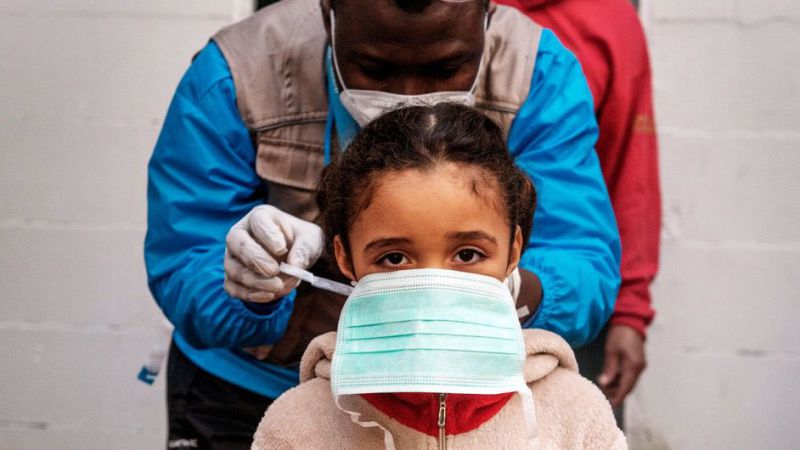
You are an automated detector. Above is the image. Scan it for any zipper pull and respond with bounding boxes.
[438,393,447,428]
[438,393,447,449]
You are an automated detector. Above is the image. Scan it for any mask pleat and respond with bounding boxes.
[345,291,513,329]
[341,333,520,354]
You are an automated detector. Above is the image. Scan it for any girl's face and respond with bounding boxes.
[334,162,522,282]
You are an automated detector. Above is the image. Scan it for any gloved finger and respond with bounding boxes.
[225,256,286,293]
[224,277,255,301]
[224,277,277,303]
[286,228,324,269]
[262,274,302,301]
[597,347,621,390]
[248,290,277,303]
[279,273,302,292]
[249,207,289,257]
[226,227,279,277]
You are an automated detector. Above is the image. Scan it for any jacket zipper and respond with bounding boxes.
[438,393,447,450]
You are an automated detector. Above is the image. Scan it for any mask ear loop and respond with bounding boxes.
[518,384,541,449]
[329,10,349,92]
[466,12,490,96]
[334,394,397,450]
[510,283,539,448]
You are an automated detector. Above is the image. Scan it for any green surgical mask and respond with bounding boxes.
[331,268,539,449]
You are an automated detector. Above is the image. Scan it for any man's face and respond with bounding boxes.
[324,0,486,95]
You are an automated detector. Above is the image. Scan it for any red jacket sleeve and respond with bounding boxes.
[599,23,660,337]
[497,0,661,337]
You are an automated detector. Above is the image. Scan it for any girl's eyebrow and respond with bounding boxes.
[363,237,412,253]
[447,231,498,245]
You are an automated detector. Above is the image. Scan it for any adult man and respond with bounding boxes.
[146,0,620,447]
[496,0,661,417]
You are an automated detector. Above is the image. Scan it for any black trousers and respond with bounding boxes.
[573,326,625,428]
[166,343,274,450]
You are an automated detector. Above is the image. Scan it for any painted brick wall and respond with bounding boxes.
[627,1,800,449]
[0,1,250,448]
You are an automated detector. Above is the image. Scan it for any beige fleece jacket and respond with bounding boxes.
[252,329,626,449]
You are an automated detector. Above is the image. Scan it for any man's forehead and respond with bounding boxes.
[335,0,484,47]
[333,0,485,15]
[335,0,484,59]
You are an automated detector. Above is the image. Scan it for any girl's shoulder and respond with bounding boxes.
[252,378,346,450]
[529,367,626,449]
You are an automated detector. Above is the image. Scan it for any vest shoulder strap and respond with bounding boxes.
[213,0,328,131]
[475,5,543,130]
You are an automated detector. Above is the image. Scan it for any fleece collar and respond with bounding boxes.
[298,329,578,436]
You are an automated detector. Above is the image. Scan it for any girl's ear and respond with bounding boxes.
[333,235,357,281]
[505,225,523,277]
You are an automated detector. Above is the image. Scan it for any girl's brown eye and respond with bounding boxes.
[455,249,483,264]
[378,252,409,267]
[386,253,405,265]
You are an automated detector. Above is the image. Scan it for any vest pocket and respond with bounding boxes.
[255,134,325,222]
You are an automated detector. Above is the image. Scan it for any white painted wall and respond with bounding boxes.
[626,1,800,449]
[0,0,798,449]
[0,1,248,448]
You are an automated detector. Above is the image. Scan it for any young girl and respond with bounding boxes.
[252,104,625,449]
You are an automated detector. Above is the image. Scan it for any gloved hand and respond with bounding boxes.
[224,205,324,303]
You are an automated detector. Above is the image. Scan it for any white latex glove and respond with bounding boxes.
[224,205,324,303]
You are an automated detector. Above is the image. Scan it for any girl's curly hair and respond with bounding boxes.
[316,103,536,258]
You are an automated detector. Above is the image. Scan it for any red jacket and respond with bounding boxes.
[497,0,660,337]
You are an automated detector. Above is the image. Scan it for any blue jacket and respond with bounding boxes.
[145,29,621,398]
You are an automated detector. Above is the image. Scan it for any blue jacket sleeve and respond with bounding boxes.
[508,30,621,347]
[144,42,292,349]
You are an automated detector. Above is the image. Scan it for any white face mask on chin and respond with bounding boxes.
[329,10,484,127]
